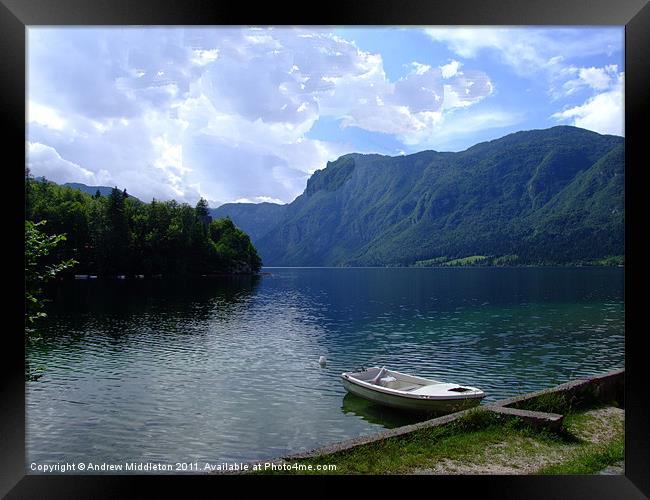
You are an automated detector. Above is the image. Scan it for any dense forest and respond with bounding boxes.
[25,170,262,279]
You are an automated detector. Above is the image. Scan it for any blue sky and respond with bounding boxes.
[27,26,624,206]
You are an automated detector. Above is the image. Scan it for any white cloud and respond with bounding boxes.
[191,48,219,66]
[441,85,474,111]
[425,28,506,59]
[28,27,498,205]
[424,27,624,139]
[337,62,491,137]
[579,65,618,90]
[424,26,574,85]
[440,59,461,79]
[402,109,525,151]
[563,64,619,95]
[411,61,432,75]
[27,142,110,185]
[424,27,621,78]
[234,196,286,204]
[27,28,360,204]
[28,102,67,131]
[424,27,623,108]
[552,74,624,136]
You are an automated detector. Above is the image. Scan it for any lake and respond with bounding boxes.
[26,267,624,470]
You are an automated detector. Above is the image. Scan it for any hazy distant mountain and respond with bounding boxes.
[63,182,140,201]
[32,178,141,201]
[218,126,624,266]
[209,202,288,244]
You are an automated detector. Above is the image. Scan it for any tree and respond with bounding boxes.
[195,198,212,234]
[195,197,209,218]
[209,217,262,273]
[188,198,212,272]
[25,167,33,219]
[25,220,77,333]
[104,187,131,274]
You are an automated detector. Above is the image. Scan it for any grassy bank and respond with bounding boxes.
[255,404,624,475]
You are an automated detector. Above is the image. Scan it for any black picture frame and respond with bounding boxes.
[2,0,648,497]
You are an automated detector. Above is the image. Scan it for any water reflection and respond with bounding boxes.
[341,393,437,428]
[46,275,261,315]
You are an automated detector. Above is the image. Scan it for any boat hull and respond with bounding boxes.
[341,378,483,413]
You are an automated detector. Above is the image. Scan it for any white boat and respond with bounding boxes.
[341,366,485,413]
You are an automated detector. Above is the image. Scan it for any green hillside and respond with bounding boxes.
[209,202,288,244]
[227,126,623,267]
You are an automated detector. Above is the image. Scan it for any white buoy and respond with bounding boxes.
[319,356,327,367]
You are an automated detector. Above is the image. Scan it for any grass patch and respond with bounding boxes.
[491,254,519,266]
[255,408,574,475]
[516,393,573,415]
[413,254,519,267]
[577,255,625,267]
[252,404,624,475]
[413,256,449,267]
[561,409,597,435]
[514,389,611,414]
[536,437,624,474]
[442,255,488,266]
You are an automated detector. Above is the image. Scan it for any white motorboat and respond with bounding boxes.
[341,366,485,413]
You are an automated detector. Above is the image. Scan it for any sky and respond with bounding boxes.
[27,26,624,207]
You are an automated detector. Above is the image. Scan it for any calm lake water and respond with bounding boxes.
[26,267,624,471]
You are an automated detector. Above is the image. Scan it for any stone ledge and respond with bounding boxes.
[484,405,564,431]
[493,368,624,409]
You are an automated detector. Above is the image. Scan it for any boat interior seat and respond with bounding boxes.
[370,367,389,385]
[376,375,396,386]
[398,384,421,392]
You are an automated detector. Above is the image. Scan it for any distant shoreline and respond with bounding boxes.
[60,264,624,279]
[63,272,264,281]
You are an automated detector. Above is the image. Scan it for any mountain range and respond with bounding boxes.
[210,126,624,267]
[33,178,141,202]
[63,182,141,202]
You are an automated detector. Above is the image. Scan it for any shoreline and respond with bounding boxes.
[215,369,624,476]
[59,265,625,280]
